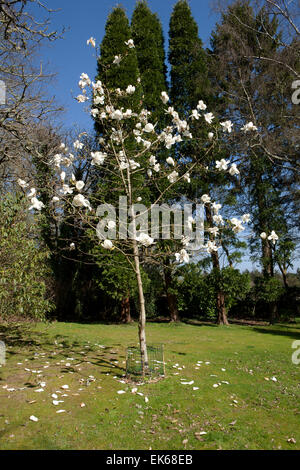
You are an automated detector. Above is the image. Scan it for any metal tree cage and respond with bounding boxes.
[126,344,165,378]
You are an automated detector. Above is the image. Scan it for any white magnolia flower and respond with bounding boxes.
[123,109,132,118]
[181,235,191,246]
[197,100,207,110]
[91,108,99,118]
[75,181,85,191]
[149,155,157,165]
[187,215,195,230]
[229,163,240,175]
[161,91,169,104]
[113,55,122,65]
[52,154,63,168]
[52,196,60,203]
[268,230,279,244]
[220,120,233,133]
[70,242,75,250]
[216,159,230,171]
[201,194,211,204]
[27,188,36,198]
[17,178,29,189]
[147,169,153,177]
[101,239,114,250]
[29,197,45,211]
[204,112,214,124]
[213,214,224,225]
[72,194,91,211]
[87,37,96,47]
[136,233,154,247]
[175,249,190,264]
[91,151,106,166]
[212,202,222,214]
[144,123,154,133]
[241,121,258,132]
[125,39,135,48]
[60,171,66,182]
[191,109,200,120]
[260,232,267,239]
[137,197,142,202]
[111,109,123,120]
[61,184,74,195]
[94,95,104,105]
[129,159,140,170]
[153,163,160,172]
[231,218,245,233]
[78,73,91,88]
[167,171,179,183]
[242,213,250,223]
[126,84,135,95]
[183,172,191,183]
[208,132,214,140]
[73,140,84,150]
[166,157,175,166]
[76,94,89,103]
[206,240,219,253]
[208,227,219,237]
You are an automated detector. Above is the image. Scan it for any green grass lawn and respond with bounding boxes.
[0,320,299,450]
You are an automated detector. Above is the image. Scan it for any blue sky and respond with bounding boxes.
[38,0,219,131]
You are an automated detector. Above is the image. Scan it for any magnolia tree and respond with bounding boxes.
[17,38,278,374]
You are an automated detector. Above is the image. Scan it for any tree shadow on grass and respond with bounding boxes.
[0,323,45,349]
[0,322,126,377]
[252,327,300,340]
[181,319,219,327]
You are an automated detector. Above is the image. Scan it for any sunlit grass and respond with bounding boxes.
[0,320,299,450]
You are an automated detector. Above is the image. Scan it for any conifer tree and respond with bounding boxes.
[131,0,168,124]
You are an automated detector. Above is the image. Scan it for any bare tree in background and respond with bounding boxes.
[0,0,64,186]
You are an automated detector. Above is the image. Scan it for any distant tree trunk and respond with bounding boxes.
[269,301,278,325]
[278,262,289,290]
[164,263,180,322]
[205,205,229,325]
[120,295,132,323]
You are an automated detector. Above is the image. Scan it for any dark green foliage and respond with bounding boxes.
[169,0,209,115]
[96,6,142,114]
[131,0,168,124]
[174,264,251,319]
[0,193,54,320]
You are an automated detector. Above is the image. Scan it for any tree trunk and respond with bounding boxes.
[269,301,278,325]
[133,239,148,375]
[164,264,180,322]
[205,205,229,325]
[120,295,132,323]
[217,291,228,325]
[278,262,289,289]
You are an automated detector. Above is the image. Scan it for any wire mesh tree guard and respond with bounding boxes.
[126,344,165,378]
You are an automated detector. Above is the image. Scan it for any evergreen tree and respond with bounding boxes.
[96,6,142,120]
[131,0,168,124]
